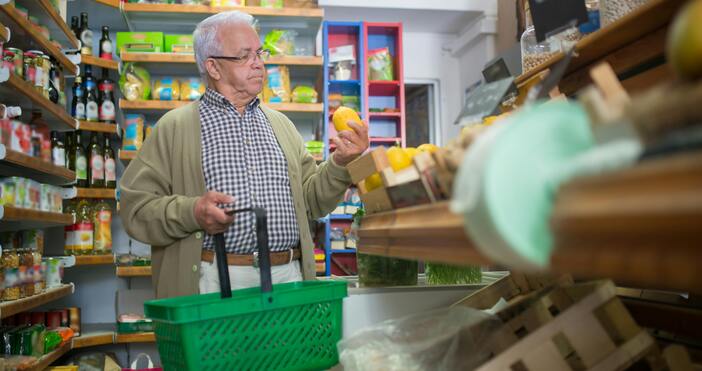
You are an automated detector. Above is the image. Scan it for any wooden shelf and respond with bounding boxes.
[120,51,323,66]
[27,341,72,371]
[0,20,8,42]
[77,120,119,134]
[115,332,155,343]
[514,0,685,95]
[1,73,77,130]
[122,3,323,18]
[358,151,702,294]
[116,266,152,277]
[0,3,77,72]
[265,102,323,113]
[80,54,119,71]
[267,55,323,66]
[119,99,188,111]
[76,187,116,199]
[0,284,74,319]
[0,145,76,184]
[72,331,115,348]
[37,0,80,49]
[94,0,120,7]
[73,254,115,266]
[119,149,137,162]
[0,206,74,231]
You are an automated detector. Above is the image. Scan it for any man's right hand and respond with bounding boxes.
[194,192,235,234]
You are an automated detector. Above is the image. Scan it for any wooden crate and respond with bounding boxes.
[457,277,659,371]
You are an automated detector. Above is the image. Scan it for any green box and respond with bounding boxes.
[165,34,194,53]
[116,32,164,55]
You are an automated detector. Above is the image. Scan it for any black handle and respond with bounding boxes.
[213,207,272,299]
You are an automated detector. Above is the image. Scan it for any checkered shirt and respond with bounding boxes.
[199,88,299,254]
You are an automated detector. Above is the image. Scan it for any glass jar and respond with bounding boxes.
[4,47,23,77]
[27,50,46,95]
[32,248,43,294]
[520,25,557,74]
[2,248,20,301]
[21,247,35,298]
[23,51,37,86]
[40,55,51,98]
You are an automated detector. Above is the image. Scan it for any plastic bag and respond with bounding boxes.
[122,114,145,151]
[119,63,151,101]
[338,307,503,371]
[263,30,297,56]
[152,78,180,101]
[263,65,290,103]
[291,85,318,103]
[368,47,394,81]
[180,78,206,101]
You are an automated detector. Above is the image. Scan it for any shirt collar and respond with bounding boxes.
[201,88,260,113]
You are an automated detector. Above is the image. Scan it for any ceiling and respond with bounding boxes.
[323,7,484,34]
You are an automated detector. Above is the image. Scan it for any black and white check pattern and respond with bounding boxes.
[200,88,299,254]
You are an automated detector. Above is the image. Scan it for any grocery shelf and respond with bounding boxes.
[0,206,74,232]
[120,52,323,66]
[122,3,323,18]
[119,99,188,111]
[514,0,685,94]
[116,266,152,277]
[36,0,80,48]
[265,102,323,113]
[77,120,119,134]
[0,145,76,185]
[0,20,8,42]
[115,332,155,344]
[72,331,115,349]
[330,214,353,221]
[0,73,78,130]
[74,254,115,266]
[329,79,360,85]
[267,55,324,66]
[369,111,401,118]
[0,3,77,72]
[358,151,702,293]
[26,342,72,371]
[76,187,117,199]
[0,284,74,319]
[118,149,137,163]
[94,0,120,7]
[80,54,120,71]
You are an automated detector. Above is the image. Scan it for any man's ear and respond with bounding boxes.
[205,59,220,81]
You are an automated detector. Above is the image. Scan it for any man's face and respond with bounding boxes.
[212,23,265,97]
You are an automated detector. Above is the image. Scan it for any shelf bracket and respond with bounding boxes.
[62,187,77,200]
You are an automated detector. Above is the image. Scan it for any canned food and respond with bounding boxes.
[4,47,23,77]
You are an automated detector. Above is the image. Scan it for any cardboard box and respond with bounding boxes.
[116,32,164,54]
[165,34,194,53]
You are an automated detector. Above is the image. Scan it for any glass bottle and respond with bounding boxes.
[79,12,93,55]
[74,131,88,188]
[71,76,86,120]
[64,199,77,256]
[93,199,112,255]
[88,132,105,188]
[70,16,80,42]
[84,66,99,122]
[104,134,116,189]
[99,26,113,60]
[98,68,116,124]
[75,199,94,255]
[51,131,66,168]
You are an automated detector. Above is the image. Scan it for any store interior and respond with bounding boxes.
[0,0,701,369]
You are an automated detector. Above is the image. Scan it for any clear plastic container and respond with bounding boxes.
[600,0,648,26]
[520,26,557,74]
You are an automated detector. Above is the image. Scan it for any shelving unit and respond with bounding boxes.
[0,206,74,231]
[74,254,115,266]
[119,99,323,114]
[0,284,74,319]
[0,145,76,184]
[80,54,120,71]
[115,332,156,344]
[120,52,323,66]
[77,120,120,134]
[75,187,117,199]
[116,266,152,277]
[73,331,115,349]
[0,73,77,130]
[27,342,72,371]
[514,0,685,95]
[357,150,702,293]
[35,0,80,48]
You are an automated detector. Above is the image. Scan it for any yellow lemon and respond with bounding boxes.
[417,143,439,153]
[667,0,702,80]
[386,147,412,172]
[364,172,383,192]
[404,147,419,159]
[332,106,363,132]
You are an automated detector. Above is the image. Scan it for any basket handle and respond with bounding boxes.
[214,207,272,299]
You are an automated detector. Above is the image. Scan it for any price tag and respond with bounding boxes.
[529,0,588,42]
[455,77,515,126]
[482,58,512,83]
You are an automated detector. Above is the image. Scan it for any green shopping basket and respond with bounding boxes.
[144,208,348,371]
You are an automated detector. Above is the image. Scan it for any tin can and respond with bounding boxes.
[4,47,23,77]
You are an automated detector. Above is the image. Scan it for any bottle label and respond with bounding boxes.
[98,82,114,92]
[80,30,93,54]
[76,221,94,253]
[76,156,88,180]
[34,67,44,88]
[105,158,116,182]
[74,102,85,120]
[86,101,98,121]
[86,80,96,91]
[94,210,112,251]
[53,147,66,167]
[99,100,115,121]
[91,154,104,180]
[100,40,113,59]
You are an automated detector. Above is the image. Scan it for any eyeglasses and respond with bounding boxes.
[209,49,271,65]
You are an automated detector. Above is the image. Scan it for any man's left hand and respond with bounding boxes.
[331,121,369,167]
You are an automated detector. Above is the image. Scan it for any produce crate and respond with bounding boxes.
[456,276,659,371]
[346,147,444,214]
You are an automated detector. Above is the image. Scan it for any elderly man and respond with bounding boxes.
[119,11,368,298]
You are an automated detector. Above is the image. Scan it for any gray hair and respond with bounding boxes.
[193,11,256,78]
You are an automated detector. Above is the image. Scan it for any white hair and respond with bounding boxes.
[193,11,256,78]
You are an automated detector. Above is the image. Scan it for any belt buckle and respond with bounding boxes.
[253,251,259,268]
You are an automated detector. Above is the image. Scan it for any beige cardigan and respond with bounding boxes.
[119,101,351,298]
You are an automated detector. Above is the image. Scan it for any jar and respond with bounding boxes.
[27,50,45,95]
[4,48,23,77]
[520,26,557,74]
[21,247,35,298]
[32,248,43,294]
[40,55,51,98]
[23,51,37,86]
[2,249,20,301]
[600,0,648,27]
